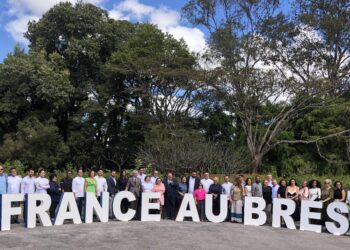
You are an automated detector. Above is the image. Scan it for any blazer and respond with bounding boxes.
[186,176,200,192]
[163,178,179,200]
[107,176,118,196]
[125,177,142,198]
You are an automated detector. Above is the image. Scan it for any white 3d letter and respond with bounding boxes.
[205,194,227,223]
[244,197,266,226]
[113,191,136,221]
[54,192,82,225]
[272,198,296,229]
[176,194,199,222]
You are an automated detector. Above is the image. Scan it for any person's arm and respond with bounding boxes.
[285,187,289,199]
[84,179,87,192]
[21,178,25,194]
[72,179,77,198]
[43,180,50,190]
[304,187,309,198]
[125,179,130,191]
[103,179,108,192]
[341,190,346,202]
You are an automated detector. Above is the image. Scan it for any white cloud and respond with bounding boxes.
[5,0,104,43]
[109,0,207,54]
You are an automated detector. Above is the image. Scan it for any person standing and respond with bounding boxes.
[142,176,153,192]
[0,165,7,194]
[107,170,118,219]
[186,171,200,194]
[321,179,334,228]
[125,170,142,220]
[7,167,22,223]
[35,168,50,194]
[48,174,61,221]
[137,167,146,184]
[95,169,108,197]
[299,181,309,201]
[21,168,36,222]
[118,170,129,213]
[151,178,166,217]
[286,179,300,221]
[252,175,262,197]
[60,170,73,192]
[271,179,280,202]
[231,176,246,223]
[277,179,287,198]
[193,183,206,221]
[163,172,179,220]
[72,168,85,218]
[85,170,98,196]
[245,178,253,197]
[200,172,213,193]
[177,176,188,209]
[266,174,273,187]
[262,180,272,224]
[150,170,159,185]
[308,179,321,201]
[333,181,346,202]
[222,175,233,221]
[209,177,223,216]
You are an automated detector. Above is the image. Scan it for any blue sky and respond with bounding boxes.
[0,0,291,62]
[0,0,203,62]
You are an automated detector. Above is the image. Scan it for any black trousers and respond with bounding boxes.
[165,197,177,220]
[213,196,221,215]
[11,202,20,223]
[76,197,84,218]
[50,201,59,219]
[197,200,205,221]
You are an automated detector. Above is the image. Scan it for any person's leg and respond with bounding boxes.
[109,195,114,219]
[231,200,235,222]
[236,200,243,223]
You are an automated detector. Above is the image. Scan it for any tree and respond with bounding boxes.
[183,0,350,173]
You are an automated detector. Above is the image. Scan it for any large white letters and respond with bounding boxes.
[141,192,161,222]
[54,192,82,225]
[205,194,227,223]
[244,197,266,226]
[272,198,296,229]
[0,194,24,231]
[84,192,109,223]
[325,202,349,236]
[300,200,322,233]
[176,194,199,222]
[25,193,52,228]
[113,191,136,221]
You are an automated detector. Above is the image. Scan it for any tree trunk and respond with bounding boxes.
[250,153,263,174]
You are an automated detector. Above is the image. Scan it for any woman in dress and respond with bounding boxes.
[286,179,300,221]
[231,176,246,223]
[333,181,346,202]
[142,175,153,192]
[245,177,252,197]
[85,170,98,197]
[308,179,321,201]
[151,178,166,217]
[321,179,334,227]
[193,183,206,221]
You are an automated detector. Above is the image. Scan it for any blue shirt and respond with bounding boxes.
[0,174,7,194]
[272,185,280,201]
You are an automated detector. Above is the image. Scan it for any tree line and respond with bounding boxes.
[0,1,349,176]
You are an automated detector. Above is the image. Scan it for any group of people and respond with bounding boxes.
[1,165,350,229]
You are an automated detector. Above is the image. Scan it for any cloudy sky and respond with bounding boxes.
[0,0,208,61]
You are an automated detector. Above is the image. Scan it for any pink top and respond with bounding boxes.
[151,183,165,206]
[299,187,309,200]
[193,188,206,201]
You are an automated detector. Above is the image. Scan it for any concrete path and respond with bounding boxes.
[0,221,349,250]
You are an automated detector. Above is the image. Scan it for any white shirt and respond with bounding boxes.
[137,173,146,183]
[246,185,252,197]
[222,182,233,200]
[201,178,214,193]
[95,176,107,196]
[72,176,85,198]
[309,187,321,201]
[142,182,153,192]
[21,176,36,194]
[346,190,350,204]
[35,177,50,194]
[7,175,22,194]
[151,176,158,185]
[188,177,196,193]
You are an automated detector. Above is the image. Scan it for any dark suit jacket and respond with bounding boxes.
[163,178,179,201]
[107,176,118,196]
[186,176,200,192]
[125,177,142,198]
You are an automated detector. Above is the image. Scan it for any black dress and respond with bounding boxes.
[287,191,300,221]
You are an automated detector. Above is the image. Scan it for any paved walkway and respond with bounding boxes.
[0,221,349,250]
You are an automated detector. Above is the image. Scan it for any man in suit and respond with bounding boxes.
[125,170,142,220]
[107,170,118,219]
[186,171,200,194]
[163,172,179,220]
